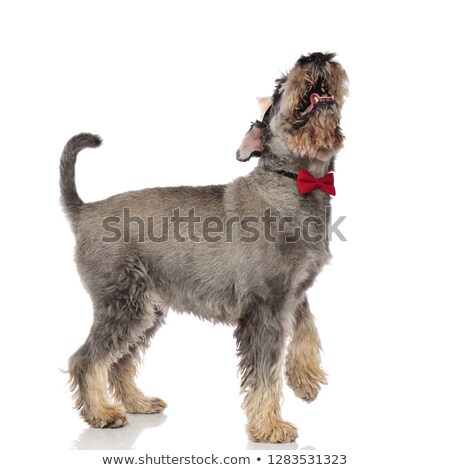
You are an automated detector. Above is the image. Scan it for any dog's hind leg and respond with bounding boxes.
[68,256,164,427]
[285,296,327,402]
[68,325,128,428]
[108,318,167,415]
[234,299,298,443]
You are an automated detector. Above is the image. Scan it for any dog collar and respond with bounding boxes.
[271,169,336,196]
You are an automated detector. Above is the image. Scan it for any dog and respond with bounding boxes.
[60,52,348,443]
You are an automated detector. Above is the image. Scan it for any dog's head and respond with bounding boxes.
[237,52,348,164]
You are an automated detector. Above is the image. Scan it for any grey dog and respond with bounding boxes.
[60,52,348,443]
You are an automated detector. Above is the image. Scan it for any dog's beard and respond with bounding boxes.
[287,106,344,160]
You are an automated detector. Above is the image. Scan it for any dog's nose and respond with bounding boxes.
[297,52,335,67]
[309,53,327,65]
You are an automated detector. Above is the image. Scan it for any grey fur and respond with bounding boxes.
[60,133,102,217]
[61,52,347,442]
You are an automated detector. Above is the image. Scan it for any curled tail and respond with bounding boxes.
[59,133,102,219]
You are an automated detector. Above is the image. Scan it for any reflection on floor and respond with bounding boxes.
[70,413,316,451]
[71,413,167,450]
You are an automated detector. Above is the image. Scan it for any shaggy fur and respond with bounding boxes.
[60,52,348,443]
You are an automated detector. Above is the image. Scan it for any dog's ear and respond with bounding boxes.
[236,124,263,162]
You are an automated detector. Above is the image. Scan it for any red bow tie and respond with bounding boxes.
[297,170,336,196]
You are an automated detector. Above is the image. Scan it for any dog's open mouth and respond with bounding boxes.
[302,93,334,114]
[295,78,334,119]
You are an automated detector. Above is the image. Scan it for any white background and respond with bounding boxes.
[1,1,449,468]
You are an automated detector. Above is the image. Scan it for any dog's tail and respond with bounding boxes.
[59,133,102,220]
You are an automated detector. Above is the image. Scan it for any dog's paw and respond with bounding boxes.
[247,420,298,444]
[286,366,327,403]
[83,404,128,428]
[125,396,167,414]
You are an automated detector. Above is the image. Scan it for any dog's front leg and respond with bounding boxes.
[234,300,298,443]
[285,296,327,402]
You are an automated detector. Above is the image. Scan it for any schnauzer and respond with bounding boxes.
[60,52,348,443]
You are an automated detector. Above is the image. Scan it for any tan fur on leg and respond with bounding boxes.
[81,361,128,428]
[285,298,327,402]
[109,353,167,414]
[244,383,298,443]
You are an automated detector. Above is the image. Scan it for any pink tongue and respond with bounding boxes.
[304,93,332,114]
